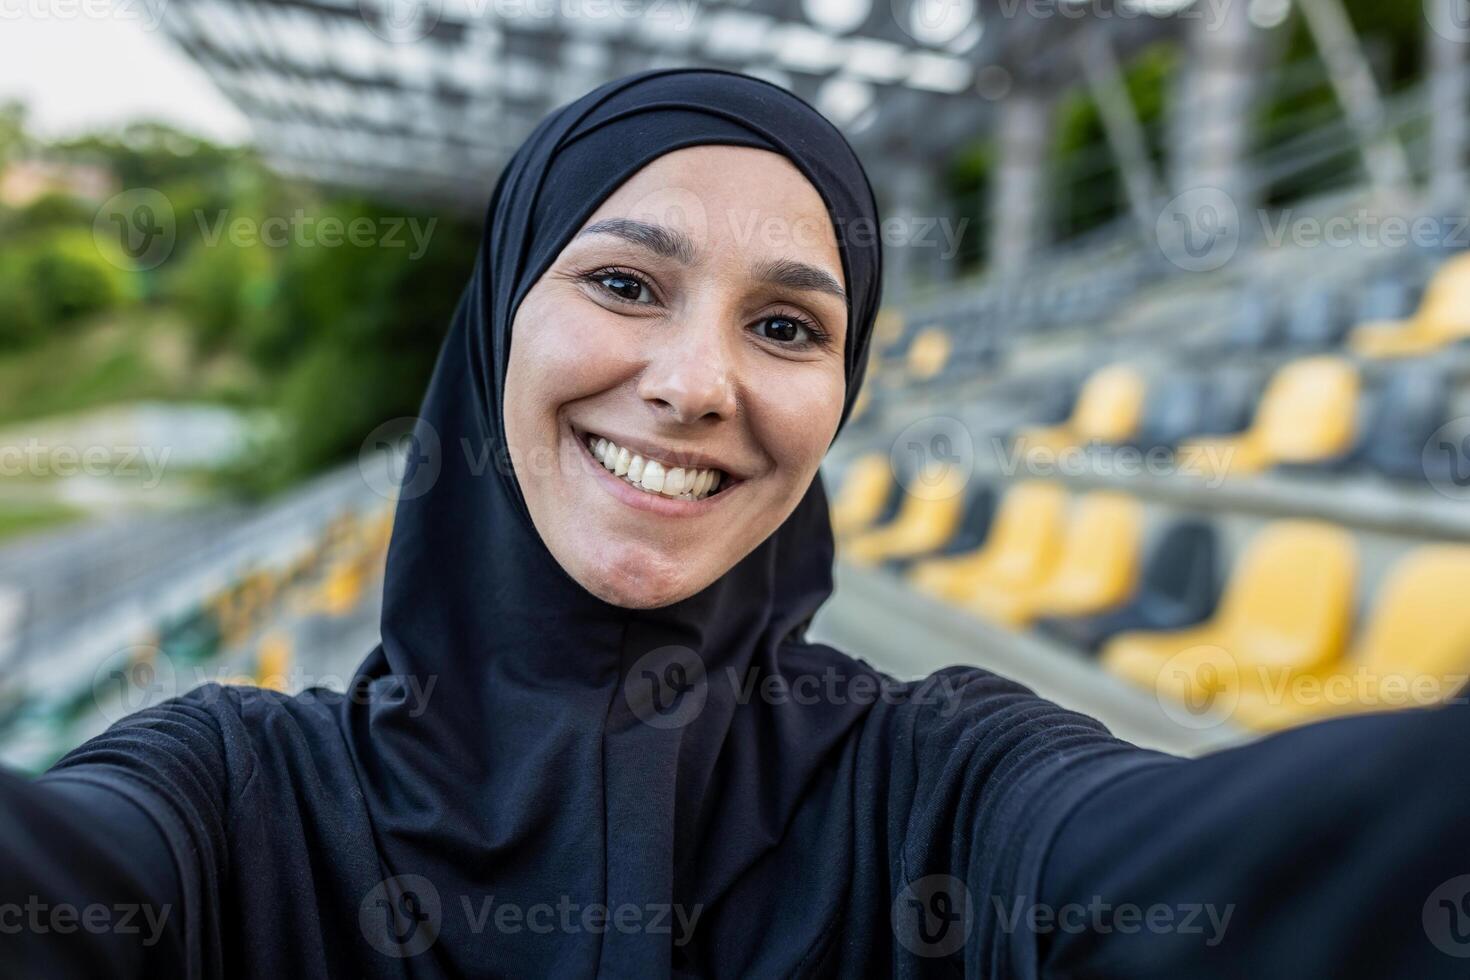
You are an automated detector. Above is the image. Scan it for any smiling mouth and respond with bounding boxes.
[584,433,727,501]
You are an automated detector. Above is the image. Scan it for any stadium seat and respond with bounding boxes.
[1128,374,1210,452]
[1102,521,1356,704]
[907,327,951,381]
[1232,546,1470,730]
[1359,364,1453,481]
[1224,293,1283,351]
[1013,364,1146,457]
[1350,251,1470,357]
[254,632,293,691]
[965,491,1143,628]
[829,453,895,539]
[1178,357,1360,477]
[884,482,997,572]
[843,470,968,567]
[1036,519,1219,653]
[908,481,1067,603]
[1284,288,1350,349]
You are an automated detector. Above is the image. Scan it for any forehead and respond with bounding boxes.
[584,145,843,279]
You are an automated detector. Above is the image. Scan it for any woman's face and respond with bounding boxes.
[504,145,848,608]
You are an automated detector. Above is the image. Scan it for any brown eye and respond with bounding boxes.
[595,271,654,304]
[755,315,808,345]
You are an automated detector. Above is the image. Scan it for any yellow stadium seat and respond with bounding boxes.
[875,309,905,347]
[1178,357,1358,478]
[1350,252,1470,357]
[907,328,951,381]
[844,471,968,567]
[830,453,894,540]
[966,491,1143,628]
[1232,546,1470,730]
[1013,364,1146,458]
[1103,521,1356,706]
[254,632,293,691]
[908,481,1068,603]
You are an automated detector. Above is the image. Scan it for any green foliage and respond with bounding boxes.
[0,228,135,349]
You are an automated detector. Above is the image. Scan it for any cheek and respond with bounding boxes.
[508,299,642,436]
[747,363,845,480]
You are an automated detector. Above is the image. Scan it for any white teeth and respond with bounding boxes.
[585,434,725,501]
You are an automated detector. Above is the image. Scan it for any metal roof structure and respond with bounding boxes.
[149,0,1191,207]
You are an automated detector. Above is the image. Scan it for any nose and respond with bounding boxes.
[637,320,738,424]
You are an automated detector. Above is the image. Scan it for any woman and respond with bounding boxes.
[4,67,1469,978]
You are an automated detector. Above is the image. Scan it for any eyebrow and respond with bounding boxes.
[578,217,847,305]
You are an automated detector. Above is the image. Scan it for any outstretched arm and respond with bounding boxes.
[0,765,185,977]
[1037,700,1470,977]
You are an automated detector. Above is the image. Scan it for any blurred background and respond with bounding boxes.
[1,0,1468,769]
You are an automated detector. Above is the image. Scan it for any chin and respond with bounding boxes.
[572,537,708,609]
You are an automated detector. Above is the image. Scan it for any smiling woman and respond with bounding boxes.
[5,66,1470,980]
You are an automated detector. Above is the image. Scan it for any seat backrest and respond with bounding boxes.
[830,454,892,534]
[1216,521,1357,671]
[1047,492,1143,591]
[1136,374,1209,449]
[1416,251,1470,336]
[1072,364,1147,443]
[1142,520,1220,615]
[884,471,968,543]
[1227,293,1282,350]
[982,481,1069,580]
[1364,364,1451,469]
[907,328,952,381]
[1355,547,1470,678]
[940,483,998,555]
[1255,357,1360,462]
[1284,288,1348,349]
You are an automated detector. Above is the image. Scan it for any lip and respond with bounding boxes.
[571,425,744,480]
[571,426,739,518]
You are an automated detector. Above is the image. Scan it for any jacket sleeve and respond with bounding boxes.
[1036,700,1470,978]
[0,685,241,979]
